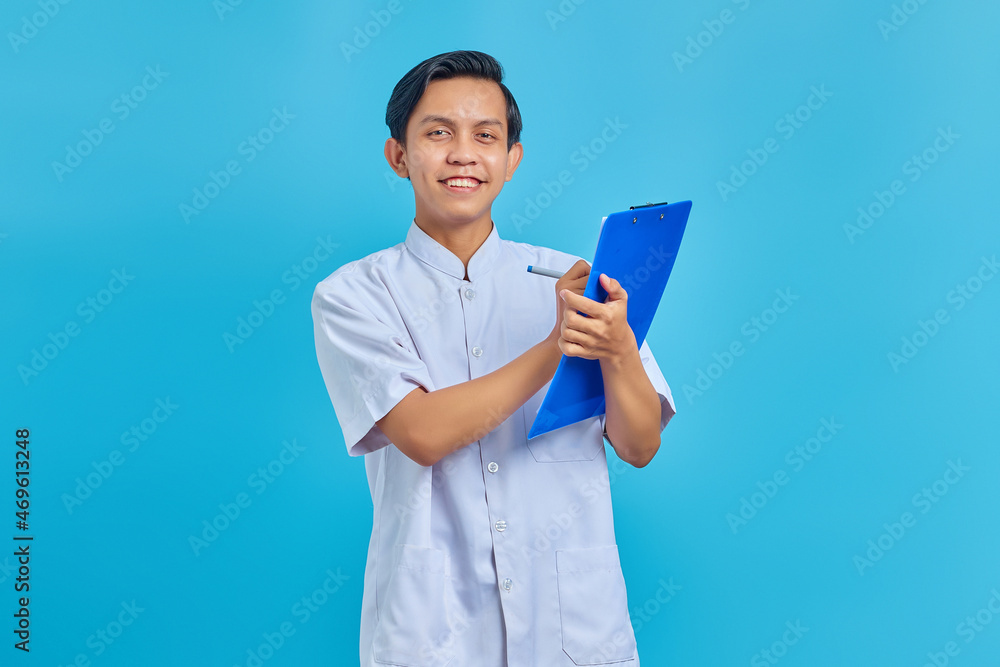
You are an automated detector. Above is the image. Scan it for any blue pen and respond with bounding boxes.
[526,265,565,279]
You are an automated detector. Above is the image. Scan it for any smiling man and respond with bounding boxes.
[311,50,676,667]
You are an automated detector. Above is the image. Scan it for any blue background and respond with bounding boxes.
[3,0,999,665]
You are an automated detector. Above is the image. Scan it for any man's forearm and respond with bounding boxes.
[601,342,662,467]
[411,337,563,465]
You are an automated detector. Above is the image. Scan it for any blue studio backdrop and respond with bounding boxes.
[3,1,999,665]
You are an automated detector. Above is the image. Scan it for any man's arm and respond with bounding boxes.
[375,259,592,467]
[556,272,663,468]
[376,336,561,467]
[600,342,662,468]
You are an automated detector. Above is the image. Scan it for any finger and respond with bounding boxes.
[559,321,591,344]
[562,259,591,281]
[600,273,628,303]
[560,288,600,318]
[558,337,588,359]
[567,277,589,296]
[563,307,598,334]
[560,338,595,360]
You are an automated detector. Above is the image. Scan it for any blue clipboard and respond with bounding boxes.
[527,200,692,439]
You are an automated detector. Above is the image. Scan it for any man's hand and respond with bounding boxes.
[555,273,637,363]
[557,272,660,467]
[546,260,591,345]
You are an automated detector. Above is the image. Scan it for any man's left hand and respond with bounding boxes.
[556,273,636,363]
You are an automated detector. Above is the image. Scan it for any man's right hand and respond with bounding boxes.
[547,259,591,344]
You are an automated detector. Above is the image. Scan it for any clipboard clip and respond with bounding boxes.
[629,201,670,222]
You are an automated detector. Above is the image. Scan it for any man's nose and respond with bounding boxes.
[447,133,478,164]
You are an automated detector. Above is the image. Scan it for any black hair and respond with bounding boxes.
[385,50,522,151]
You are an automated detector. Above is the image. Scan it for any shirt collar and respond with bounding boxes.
[404,219,502,282]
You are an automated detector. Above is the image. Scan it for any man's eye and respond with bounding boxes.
[478,132,495,139]
[428,130,447,136]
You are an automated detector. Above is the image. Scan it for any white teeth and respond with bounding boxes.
[444,178,480,188]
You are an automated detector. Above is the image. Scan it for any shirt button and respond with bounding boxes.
[465,288,476,300]
[487,461,499,474]
[472,346,483,357]
[502,578,513,592]
[494,520,507,532]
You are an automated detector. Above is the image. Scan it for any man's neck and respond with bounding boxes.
[415,216,493,280]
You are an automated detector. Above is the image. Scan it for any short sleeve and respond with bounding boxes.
[600,338,676,436]
[311,279,434,457]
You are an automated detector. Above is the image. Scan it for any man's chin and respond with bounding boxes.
[425,208,491,228]
[427,200,495,223]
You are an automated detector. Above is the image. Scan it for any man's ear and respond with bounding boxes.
[384,137,409,178]
[504,142,524,182]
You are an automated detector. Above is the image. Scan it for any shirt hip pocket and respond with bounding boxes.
[373,544,455,667]
[523,381,604,463]
[555,545,637,665]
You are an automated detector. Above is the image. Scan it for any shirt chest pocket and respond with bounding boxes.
[522,380,604,463]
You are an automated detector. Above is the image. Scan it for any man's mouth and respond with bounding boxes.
[441,177,484,191]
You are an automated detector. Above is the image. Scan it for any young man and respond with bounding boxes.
[311,50,676,667]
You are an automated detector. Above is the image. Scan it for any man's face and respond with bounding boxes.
[385,76,523,231]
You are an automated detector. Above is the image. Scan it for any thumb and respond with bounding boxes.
[600,273,627,303]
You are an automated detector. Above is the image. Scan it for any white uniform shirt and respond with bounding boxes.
[311,219,676,667]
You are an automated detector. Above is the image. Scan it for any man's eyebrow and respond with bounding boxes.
[417,115,503,128]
